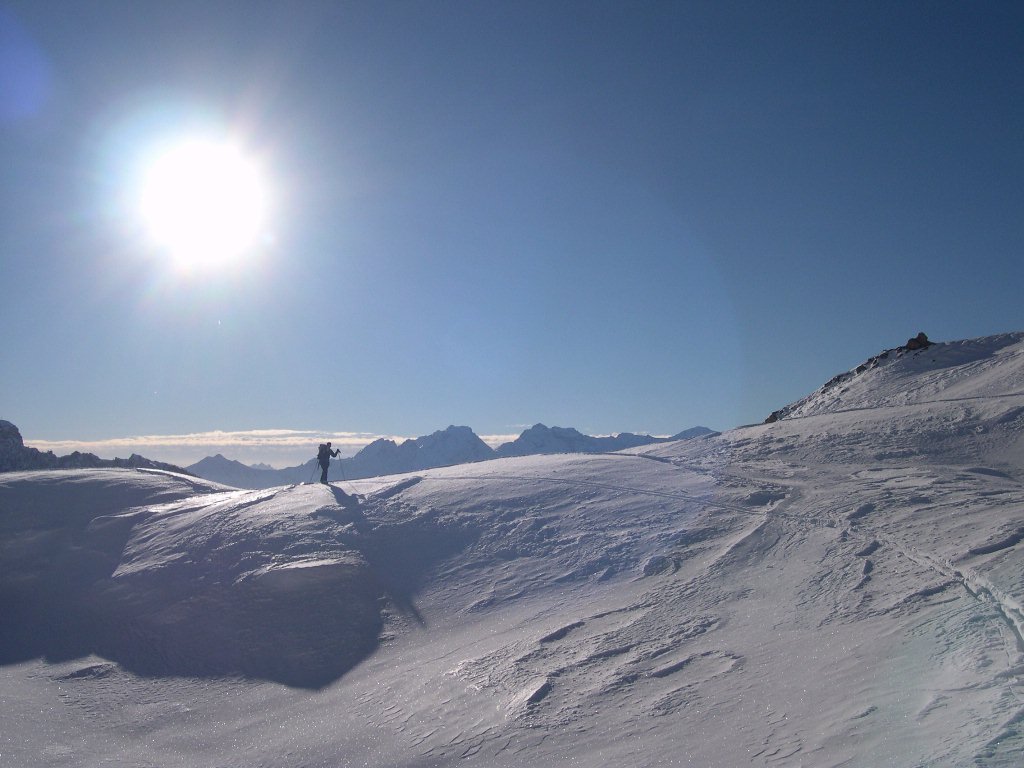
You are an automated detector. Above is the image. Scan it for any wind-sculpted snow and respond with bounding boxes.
[0,471,385,688]
[0,460,716,690]
[2,333,1024,767]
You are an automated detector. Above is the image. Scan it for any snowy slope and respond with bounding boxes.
[767,332,1024,421]
[2,332,1024,767]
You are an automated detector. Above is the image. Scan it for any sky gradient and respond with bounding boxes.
[2,1,1022,467]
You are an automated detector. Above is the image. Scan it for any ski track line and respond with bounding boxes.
[888,537,1024,742]
[729,468,1024,679]
[699,462,1024,666]
[755,459,1024,667]
[893,541,1024,657]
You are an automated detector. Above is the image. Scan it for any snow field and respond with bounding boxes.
[2,333,1024,766]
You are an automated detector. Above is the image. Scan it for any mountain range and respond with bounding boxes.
[0,420,191,475]
[186,424,717,489]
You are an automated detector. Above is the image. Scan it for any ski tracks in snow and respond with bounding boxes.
[640,448,1024,766]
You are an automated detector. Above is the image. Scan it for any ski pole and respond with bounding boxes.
[308,460,317,484]
[335,454,358,498]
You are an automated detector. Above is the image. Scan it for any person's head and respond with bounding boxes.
[327,441,332,447]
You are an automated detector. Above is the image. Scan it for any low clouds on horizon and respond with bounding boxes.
[26,428,521,469]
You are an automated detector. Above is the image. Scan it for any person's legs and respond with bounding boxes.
[320,463,329,484]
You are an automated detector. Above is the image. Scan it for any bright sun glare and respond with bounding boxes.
[138,137,270,270]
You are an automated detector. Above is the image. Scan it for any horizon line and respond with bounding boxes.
[22,424,687,468]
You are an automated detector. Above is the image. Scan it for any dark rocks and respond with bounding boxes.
[905,332,932,351]
[0,420,26,470]
[763,333,937,422]
[0,419,191,475]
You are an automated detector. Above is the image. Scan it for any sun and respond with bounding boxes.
[137,137,271,270]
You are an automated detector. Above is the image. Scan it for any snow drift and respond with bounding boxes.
[2,333,1023,767]
[0,472,383,688]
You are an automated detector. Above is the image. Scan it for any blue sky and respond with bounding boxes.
[2,1,1022,466]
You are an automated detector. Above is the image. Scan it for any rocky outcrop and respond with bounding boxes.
[0,420,28,470]
[764,333,941,423]
[0,420,192,475]
[905,332,932,351]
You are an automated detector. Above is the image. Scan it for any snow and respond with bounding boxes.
[2,333,1024,766]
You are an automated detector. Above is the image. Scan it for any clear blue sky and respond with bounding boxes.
[2,1,1022,464]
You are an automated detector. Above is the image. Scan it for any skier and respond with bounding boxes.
[317,441,340,484]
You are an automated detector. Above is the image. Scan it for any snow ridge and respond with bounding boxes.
[765,332,1024,422]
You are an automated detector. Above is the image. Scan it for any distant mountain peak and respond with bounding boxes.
[188,422,717,488]
[495,423,690,457]
[670,426,717,441]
